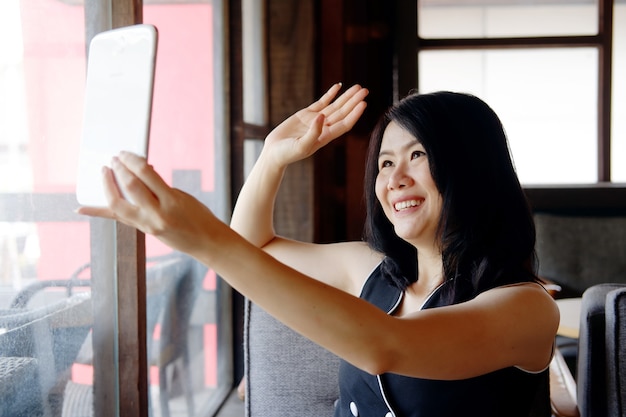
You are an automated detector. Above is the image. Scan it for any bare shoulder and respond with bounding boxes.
[475,282,559,320]
[265,238,383,295]
[473,282,560,371]
[478,281,557,304]
[320,240,384,294]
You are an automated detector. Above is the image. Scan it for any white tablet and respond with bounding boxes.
[76,24,158,207]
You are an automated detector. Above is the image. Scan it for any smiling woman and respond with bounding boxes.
[78,84,559,417]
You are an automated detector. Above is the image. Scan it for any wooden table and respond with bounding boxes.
[555,298,582,339]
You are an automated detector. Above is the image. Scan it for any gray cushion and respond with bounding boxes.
[244,299,340,417]
[534,213,626,295]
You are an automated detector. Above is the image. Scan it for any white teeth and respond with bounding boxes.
[394,199,423,211]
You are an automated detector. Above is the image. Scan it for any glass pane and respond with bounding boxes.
[0,0,94,416]
[242,0,267,125]
[419,0,598,38]
[143,0,232,415]
[419,48,598,184]
[244,138,264,179]
[612,2,626,182]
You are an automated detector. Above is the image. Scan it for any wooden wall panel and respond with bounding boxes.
[269,0,316,242]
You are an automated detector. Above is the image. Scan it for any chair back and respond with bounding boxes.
[0,292,92,417]
[244,299,340,417]
[605,287,626,417]
[145,254,200,365]
[577,284,626,417]
[145,253,203,417]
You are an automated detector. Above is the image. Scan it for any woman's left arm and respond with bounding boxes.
[379,284,560,380]
[78,156,559,381]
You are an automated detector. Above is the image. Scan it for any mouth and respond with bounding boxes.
[394,199,424,212]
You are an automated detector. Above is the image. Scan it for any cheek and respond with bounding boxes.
[417,165,438,192]
[374,177,387,204]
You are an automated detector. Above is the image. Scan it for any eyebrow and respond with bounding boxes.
[378,140,423,159]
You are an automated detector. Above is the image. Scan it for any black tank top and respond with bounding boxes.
[333,264,550,417]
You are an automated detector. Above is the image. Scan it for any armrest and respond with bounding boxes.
[549,348,580,417]
[605,287,626,417]
[10,279,91,308]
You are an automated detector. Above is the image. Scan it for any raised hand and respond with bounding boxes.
[263,83,368,167]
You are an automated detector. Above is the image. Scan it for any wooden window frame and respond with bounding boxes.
[398,0,615,183]
[394,0,624,211]
[83,3,148,416]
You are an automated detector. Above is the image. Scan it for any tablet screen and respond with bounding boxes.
[76,24,157,207]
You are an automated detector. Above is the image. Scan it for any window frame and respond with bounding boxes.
[228,0,271,385]
[83,2,150,416]
[397,0,615,182]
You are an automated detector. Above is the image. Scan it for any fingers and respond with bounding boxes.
[311,84,369,135]
[102,163,145,225]
[314,86,368,144]
[75,166,126,219]
[112,151,178,209]
[296,113,326,150]
[308,83,343,112]
[109,155,160,210]
[325,100,368,139]
[308,84,369,121]
[76,153,170,229]
[75,204,115,219]
[117,152,170,196]
[323,85,369,126]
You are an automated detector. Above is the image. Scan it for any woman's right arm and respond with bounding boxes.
[229,147,285,248]
[230,83,369,245]
[229,84,378,292]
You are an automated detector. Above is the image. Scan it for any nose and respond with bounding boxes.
[387,164,413,190]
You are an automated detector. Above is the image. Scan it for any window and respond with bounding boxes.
[0,0,233,416]
[142,1,233,415]
[0,2,93,416]
[408,0,625,184]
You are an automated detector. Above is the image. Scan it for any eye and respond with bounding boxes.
[411,150,426,160]
[379,160,393,169]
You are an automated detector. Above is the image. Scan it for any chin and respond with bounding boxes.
[394,227,435,247]
[394,228,421,242]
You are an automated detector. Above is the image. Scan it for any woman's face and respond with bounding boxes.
[375,122,443,249]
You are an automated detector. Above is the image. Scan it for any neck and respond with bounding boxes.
[415,247,444,291]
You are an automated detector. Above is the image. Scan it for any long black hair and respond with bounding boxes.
[363,91,538,302]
